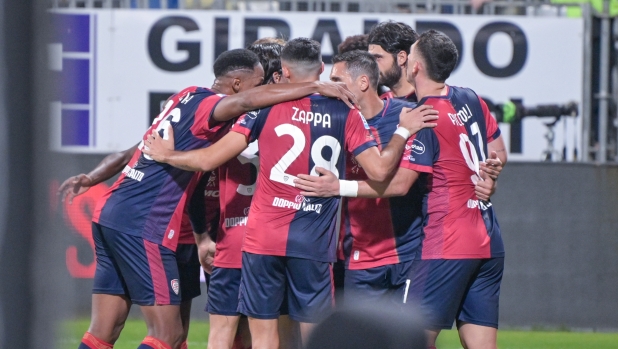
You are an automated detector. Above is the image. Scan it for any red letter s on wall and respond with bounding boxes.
[63,183,109,278]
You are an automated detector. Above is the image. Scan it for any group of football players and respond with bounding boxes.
[60,20,506,349]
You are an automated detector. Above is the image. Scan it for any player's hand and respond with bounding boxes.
[294,167,340,197]
[195,233,216,275]
[475,169,496,201]
[479,151,503,181]
[143,125,175,163]
[314,81,360,110]
[399,105,439,136]
[57,174,94,204]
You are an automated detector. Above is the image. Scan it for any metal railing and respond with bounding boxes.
[50,0,566,15]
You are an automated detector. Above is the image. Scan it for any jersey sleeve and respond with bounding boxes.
[344,110,378,156]
[231,107,270,143]
[400,128,439,174]
[193,94,227,133]
[479,96,501,142]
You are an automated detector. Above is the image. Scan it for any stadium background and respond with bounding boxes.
[1,0,618,347]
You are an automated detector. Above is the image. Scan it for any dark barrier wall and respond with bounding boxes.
[493,162,618,330]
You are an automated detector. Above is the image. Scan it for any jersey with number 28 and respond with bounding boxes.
[402,86,504,259]
[232,95,377,262]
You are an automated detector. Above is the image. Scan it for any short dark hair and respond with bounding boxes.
[248,42,283,84]
[415,30,458,83]
[332,50,379,91]
[338,34,369,54]
[367,21,419,55]
[213,49,261,78]
[280,37,322,74]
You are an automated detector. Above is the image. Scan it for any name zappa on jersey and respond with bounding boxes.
[291,106,332,128]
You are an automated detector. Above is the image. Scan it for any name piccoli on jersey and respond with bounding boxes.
[449,104,474,126]
[291,106,331,128]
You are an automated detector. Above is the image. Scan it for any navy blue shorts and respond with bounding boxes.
[344,260,415,307]
[407,258,504,329]
[92,223,181,306]
[206,267,242,316]
[238,252,333,323]
[176,243,201,301]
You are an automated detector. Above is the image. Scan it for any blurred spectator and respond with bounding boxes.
[305,302,427,349]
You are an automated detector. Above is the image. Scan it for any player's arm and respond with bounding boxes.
[143,126,248,172]
[57,144,138,203]
[211,81,359,122]
[296,166,419,198]
[353,105,438,182]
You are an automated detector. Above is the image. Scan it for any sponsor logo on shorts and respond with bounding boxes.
[353,250,360,261]
[171,279,179,295]
[272,195,323,214]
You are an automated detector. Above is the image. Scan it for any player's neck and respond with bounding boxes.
[360,92,385,120]
[210,80,235,95]
[389,78,415,98]
[414,78,447,100]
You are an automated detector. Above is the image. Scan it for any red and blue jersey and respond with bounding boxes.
[339,98,427,269]
[402,86,504,259]
[93,86,232,251]
[187,170,220,243]
[213,141,259,268]
[232,95,377,262]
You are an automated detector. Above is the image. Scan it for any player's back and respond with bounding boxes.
[232,94,376,262]
[93,86,231,251]
[415,86,503,260]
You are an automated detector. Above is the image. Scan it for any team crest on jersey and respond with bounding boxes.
[171,279,179,295]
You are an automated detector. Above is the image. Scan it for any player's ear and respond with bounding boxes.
[232,77,242,93]
[319,62,325,75]
[271,71,282,84]
[397,51,408,67]
[359,75,370,92]
[282,66,292,80]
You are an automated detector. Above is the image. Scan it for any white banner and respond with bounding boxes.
[49,10,583,161]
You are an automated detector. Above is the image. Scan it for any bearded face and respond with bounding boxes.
[379,58,402,89]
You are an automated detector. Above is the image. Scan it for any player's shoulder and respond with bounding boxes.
[388,97,416,111]
[305,93,347,107]
[448,85,482,103]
